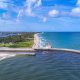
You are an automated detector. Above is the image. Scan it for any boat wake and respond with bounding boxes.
[0,53,16,61]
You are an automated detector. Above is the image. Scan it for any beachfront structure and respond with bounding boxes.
[45,43,52,49]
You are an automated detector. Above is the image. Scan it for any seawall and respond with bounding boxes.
[0,48,80,54]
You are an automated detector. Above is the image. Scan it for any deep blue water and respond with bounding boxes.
[40,32,80,50]
[0,32,80,80]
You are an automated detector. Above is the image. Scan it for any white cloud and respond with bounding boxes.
[0,0,8,9]
[26,0,33,16]
[48,10,59,17]
[15,0,42,22]
[72,7,80,13]
[16,9,24,22]
[35,0,42,7]
[25,0,42,16]
[77,0,80,6]
[43,17,47,22]
[26,0,39,16]
[17,10,23,17]
[71,7,80,17]
[31,0,37,2]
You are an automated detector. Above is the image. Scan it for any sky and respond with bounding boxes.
[0,0,80,32]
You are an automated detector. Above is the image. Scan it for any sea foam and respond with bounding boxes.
[39,34,48,48]
[0,53,16,61]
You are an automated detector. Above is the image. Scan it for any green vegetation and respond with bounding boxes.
[9,40,33,48]
[0,32,35,48]
[0,43,11,47]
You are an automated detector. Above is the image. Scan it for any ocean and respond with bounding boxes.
[0,32,80,80]
[39,32,80,50]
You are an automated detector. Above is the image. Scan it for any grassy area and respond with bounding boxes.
[0,43,12,47]
[0,32,35,48]
[0,40,33,48]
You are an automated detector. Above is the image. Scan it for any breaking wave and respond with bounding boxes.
[39,34,49,48]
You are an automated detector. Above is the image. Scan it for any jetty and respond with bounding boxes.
[0,48,36,56]
[0,48,35,52]
[35,48,80,54]
[0,48,80,55]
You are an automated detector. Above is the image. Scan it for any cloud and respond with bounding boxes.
[77,0,80,6]
[71,7,80,17]
[1,0,43,22]
[26,0,34,16]
[0,0,8,9]
[43,17,47,22]
[17,10,23,18]
[25,0,42,16]
[48,9,59,17]
[35,0,42,7]
[0,0,80,23]
[70,0,80,17]
[16,9,24,22]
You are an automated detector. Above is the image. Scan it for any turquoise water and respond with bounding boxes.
[0,32,80,80]
[40,32,80,50]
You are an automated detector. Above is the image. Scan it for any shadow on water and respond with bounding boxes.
[0,51,80,80]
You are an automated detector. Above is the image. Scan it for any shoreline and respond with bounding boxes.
[0,33,80,53]
[0,33,80,61]
[32,33,52,49]
[32,33,40,49]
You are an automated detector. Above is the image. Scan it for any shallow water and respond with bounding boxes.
[0,51,80,80]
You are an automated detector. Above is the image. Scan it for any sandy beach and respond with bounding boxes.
[32,33,40,49]
[32,33,52,49]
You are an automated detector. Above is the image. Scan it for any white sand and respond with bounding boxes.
[32,34,40,49]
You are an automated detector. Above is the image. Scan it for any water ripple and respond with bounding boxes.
[0,51,80,80]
